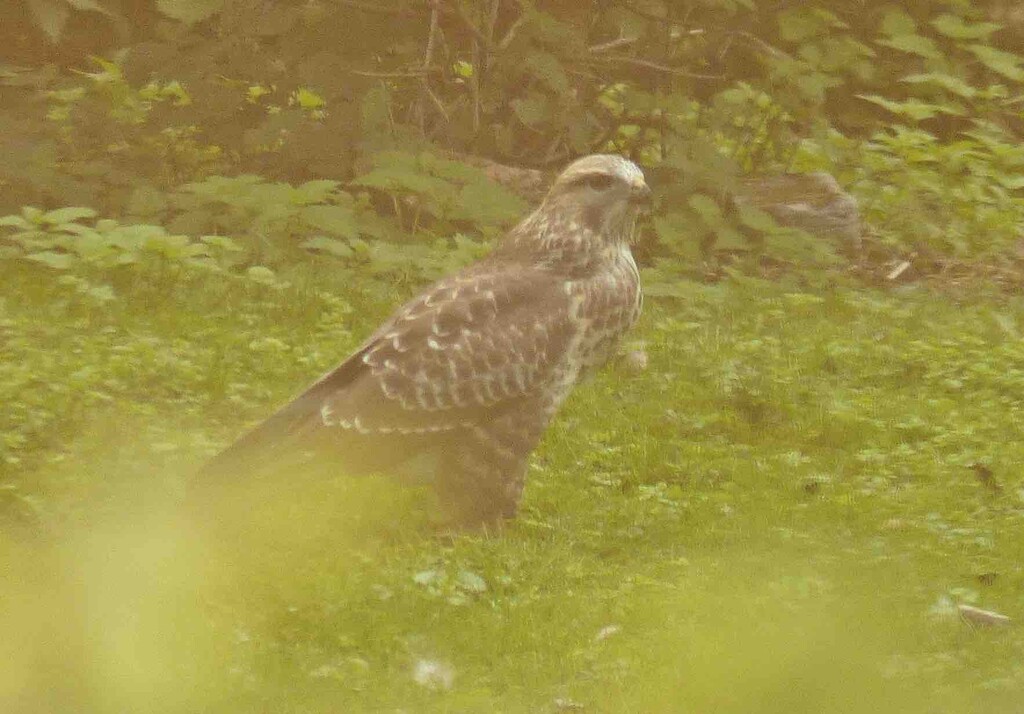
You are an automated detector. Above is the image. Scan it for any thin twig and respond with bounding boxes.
[480,0,500,100]
[591,54,723,80]
[350,68,440,78]
[419,2,441,132]
[589,35,640,53]
[486,0,501,47]
[424,3,440,69]
[728,30,790,60]
[542,133,564,164]
[498,12,528,50]
[470,36,481,134]
[423,83,450,122]
[441,0,493,52]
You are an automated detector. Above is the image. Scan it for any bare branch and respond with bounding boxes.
[589,36,640,54]
[486,0,501,44]
[440,0,493,52]
[424,2,440,69]
[350,68,441,78]
[497,9,528,50]
[423,82,450,122]
[482,0,501,80]
[728,30,791,60]
[417,1,442,132]
[590,54,723,80]
[470,37,481,134]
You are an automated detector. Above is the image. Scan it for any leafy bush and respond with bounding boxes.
[6,1,1024,282]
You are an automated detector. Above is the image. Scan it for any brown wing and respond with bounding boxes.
[198,263,577,479]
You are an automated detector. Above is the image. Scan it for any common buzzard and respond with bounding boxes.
[200,154,650,526]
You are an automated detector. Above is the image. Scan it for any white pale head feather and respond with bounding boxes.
[540,154,650,242]
[501,154,651,257]
[553,154,648,193]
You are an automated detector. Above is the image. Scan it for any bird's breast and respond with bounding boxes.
[565,246,642,371]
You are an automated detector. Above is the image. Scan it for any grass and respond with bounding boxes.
[2,263,1024,713]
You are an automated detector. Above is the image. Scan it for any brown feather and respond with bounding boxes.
[197,154,648,526]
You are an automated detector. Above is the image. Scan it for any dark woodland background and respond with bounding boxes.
[5,0,1024,287]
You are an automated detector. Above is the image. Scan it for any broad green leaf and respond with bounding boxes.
[155,0,224,25]
[296,180,342,204]
[200,235,244,252]
[116,224,169,241]
[930,14,1001,40]
[880,9,916,36]
[796,72,839,103]
[54,222,99,236]
[688,194,724,223]
[143,233,193,257]
[737,204,781,233]
[351,167,451,198]
[246,266,277,284]
[996,175,1024,190]
[0,215,33,230]
[713,227,752,252]
[293,87,325,110]
[524,52,570,94]
[877,34,942,60]
[25,251,75,269]
[248,85,271,102]
[967,45,1024,82]
[70,231,112,259]
[511,94,547,128]
[901,73,977,99]
[302,205,359,238]
[160,80,191,106]
[857,95,960,121]
[453,182,527,229]
[301,236,353,258]
[42,207,98,224]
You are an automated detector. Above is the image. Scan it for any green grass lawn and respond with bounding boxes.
[2,267,1023,712]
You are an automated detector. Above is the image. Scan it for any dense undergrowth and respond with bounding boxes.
[4,1,1024,711]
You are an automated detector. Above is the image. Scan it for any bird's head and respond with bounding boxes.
[541,154,651,240]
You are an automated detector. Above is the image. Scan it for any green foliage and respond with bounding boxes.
[350,151,527,236]
[0,204,252,302]
[0,147,522,314]
[794,121,1024,267]
[5,0,1024,280]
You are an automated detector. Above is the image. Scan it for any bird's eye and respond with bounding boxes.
[578,173,615,190]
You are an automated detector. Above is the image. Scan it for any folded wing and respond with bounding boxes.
[198,263,577,482]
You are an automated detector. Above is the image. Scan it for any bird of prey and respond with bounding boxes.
[200,154,650,526]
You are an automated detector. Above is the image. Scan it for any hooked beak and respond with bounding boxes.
[629,181,652,208]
